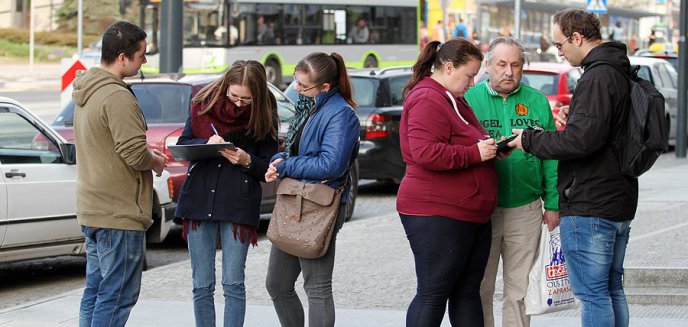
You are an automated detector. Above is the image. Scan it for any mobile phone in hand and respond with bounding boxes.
[496,134,518,152]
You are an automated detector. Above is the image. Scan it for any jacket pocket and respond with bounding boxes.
[563,176,576,202]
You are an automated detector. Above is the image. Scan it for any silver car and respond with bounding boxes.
[629,56,680,146]
[0,97,173,265]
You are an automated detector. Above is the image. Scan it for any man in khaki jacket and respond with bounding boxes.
[73,21,166,327]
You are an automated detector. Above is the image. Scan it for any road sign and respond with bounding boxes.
[587,0,608,14]
[61,60,86,92]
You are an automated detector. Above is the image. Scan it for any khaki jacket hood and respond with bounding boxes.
[73,67,126,107]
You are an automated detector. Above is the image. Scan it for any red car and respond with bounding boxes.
[522,62,582,130]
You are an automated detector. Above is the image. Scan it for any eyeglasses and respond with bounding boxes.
[293,75,322,92]
[552,36,572,50]
[226,90,253,104]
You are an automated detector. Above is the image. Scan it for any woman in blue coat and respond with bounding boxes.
[264,52,360,327]
[175,60,278,327]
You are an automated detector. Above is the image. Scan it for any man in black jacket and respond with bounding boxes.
[509,8,637,327]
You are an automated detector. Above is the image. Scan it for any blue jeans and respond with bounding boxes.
[400,214,492,327]
[79,226,145,327]
[187,221,249,327]
[560,216,632,327]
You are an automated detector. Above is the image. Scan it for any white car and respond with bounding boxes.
[0,96,173,264]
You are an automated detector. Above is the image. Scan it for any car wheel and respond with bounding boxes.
[265,58,282,88]
[345,161,359,222]
[364,55,378,68]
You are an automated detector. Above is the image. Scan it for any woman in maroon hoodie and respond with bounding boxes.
[398,38,501,326]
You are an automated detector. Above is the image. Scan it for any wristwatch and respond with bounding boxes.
[242,156,252,169]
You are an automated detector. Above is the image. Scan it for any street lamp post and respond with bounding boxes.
[677,0,687,157]
[514,0,521,40]
[77,0,83,57]
[160,0,183,73]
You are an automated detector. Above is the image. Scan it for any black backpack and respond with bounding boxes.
[588,61,668,178]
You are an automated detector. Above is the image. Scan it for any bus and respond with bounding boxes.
[141,0,419,88]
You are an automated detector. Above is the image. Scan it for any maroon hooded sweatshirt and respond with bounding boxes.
[397,77,498,223]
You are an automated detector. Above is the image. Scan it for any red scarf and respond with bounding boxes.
[190,95,251,138]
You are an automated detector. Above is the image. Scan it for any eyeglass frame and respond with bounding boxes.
[292,74,323,92]
[552,36,572,51]
[226,89,253,104]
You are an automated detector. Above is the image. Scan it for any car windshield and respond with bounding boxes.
[522,72,559,96]
[51,83,193,127]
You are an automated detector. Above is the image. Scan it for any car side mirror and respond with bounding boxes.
[60,143,76,165]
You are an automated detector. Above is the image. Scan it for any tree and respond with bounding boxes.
[56,0,143,36]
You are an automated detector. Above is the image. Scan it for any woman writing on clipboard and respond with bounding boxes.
[174,60,278,327]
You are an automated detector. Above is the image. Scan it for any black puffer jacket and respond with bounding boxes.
[522,42,638,221]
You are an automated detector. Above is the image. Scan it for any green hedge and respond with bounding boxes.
[0,28,99,47]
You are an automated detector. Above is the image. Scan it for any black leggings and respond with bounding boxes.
[400,214,492,327]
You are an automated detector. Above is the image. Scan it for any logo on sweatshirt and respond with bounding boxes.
[515,103,528,116]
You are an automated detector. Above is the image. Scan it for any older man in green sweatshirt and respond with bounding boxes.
[465,37,559,327]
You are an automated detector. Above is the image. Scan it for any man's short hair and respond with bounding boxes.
[486,36,526,65]
[553,9,602,42]
[101,21,147,65]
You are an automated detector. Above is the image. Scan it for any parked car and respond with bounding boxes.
[0,96,84,263]
[521,62,582,130]
[629,56,679,146]
[51,73,358,222]
[285,67,411,184]
[633,49,678,71]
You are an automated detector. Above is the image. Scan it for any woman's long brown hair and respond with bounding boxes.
[192,60,277,140]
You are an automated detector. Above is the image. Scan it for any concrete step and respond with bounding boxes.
[492,268,688,305]
[624,286,688,305]
[624,268,688,287]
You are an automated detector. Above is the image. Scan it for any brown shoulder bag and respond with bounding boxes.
[266,177,343,259]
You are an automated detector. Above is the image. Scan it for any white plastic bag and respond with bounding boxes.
[525,225,577,315]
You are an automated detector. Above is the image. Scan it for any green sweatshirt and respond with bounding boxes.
[465,80,559,211]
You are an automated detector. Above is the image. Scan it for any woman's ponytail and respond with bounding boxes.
[330,52,356,108]
[403,41,441,97]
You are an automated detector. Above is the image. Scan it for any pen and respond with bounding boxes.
[210,123,219,135]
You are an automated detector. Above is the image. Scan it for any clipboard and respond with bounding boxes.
[167,142,237,161]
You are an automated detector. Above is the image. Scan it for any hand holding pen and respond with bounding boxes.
[207,123,225,144]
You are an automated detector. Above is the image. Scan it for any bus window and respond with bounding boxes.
[183,2,228,47]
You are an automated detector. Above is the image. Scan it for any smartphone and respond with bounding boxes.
[496,134,518,152]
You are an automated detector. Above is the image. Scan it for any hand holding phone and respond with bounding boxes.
[496,134,518,152]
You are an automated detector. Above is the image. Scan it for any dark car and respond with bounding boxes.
[51,73,358,223]
[285,67,411,184]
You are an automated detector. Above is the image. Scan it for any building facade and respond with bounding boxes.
[0,0,64,31]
